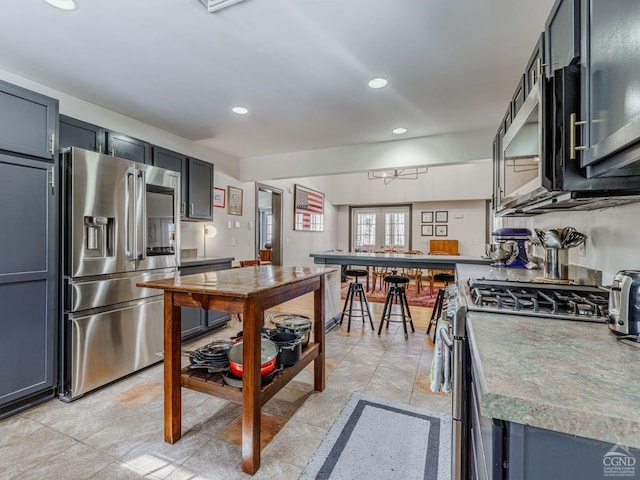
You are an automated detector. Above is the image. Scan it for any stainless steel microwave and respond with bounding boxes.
[500,79,549,209]
[497,65,640,216]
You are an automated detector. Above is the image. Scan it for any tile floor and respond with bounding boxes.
[0,295,451,480]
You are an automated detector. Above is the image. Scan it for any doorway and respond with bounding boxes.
[255,183,283,265]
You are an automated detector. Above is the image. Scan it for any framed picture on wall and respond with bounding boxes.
[213,187,225,208]
[228,186,243,216]
[421,211,433,223]
[294,184,324,231]
[435,210,448,223]
[421,224,434,236]
[435,224,448,236]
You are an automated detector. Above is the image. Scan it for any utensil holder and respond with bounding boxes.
[543,248,569,279]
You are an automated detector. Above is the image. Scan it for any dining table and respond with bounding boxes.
[137,265,333,475]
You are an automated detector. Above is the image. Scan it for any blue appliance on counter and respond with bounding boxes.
[492,228,532,268]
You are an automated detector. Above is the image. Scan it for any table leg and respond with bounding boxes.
[241,300,261,474]
[313,278,326,392]
[164,291,182,443]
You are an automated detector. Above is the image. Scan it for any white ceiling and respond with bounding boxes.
[1,0,555,159]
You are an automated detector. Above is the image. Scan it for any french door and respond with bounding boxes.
[350,206,411,252]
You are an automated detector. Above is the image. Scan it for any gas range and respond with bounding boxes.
[462,278,610,323]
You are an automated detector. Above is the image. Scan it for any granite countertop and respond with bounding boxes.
[458,263,640,449]
[180,256,234,267]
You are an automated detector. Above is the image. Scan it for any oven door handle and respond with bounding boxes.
[441,328,453,351]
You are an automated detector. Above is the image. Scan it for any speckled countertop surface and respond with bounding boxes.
[457,263,640,448]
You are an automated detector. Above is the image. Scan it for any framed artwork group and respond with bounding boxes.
[421,210,448,236]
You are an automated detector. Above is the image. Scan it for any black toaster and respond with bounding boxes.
[608,270,640,335]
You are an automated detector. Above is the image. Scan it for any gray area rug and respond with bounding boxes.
[300,392,452,480]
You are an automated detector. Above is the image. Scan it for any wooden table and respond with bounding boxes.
[137,265,332,475]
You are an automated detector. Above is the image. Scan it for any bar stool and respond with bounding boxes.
[378,274,415,340]
[340,269,374,332]
[426,288,445,342]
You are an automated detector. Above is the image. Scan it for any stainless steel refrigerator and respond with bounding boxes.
[60,147,180,400]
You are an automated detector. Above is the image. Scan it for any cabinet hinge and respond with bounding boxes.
[49,166,55,189]
[49,133,55,155]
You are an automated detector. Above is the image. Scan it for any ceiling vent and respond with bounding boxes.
[199,0,245,13]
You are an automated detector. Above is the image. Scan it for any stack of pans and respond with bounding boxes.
[183,340,234,372]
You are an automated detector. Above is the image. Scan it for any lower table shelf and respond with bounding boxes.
[181,342,320,405]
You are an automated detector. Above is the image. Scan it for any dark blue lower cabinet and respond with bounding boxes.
[0,154,57,419]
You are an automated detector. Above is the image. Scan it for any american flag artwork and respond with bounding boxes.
[294,184,324,231]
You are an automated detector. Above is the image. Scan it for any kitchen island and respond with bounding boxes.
[311,250,491,270]
[137,265,333,475]
[457,264,640,478]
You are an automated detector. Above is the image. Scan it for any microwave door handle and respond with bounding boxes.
[124,168,136,262]
[137,169,147,260]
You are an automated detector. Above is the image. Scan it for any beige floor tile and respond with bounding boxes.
[261,419,328,469]
[364,382,412,404]
[82,408,164,459]
[194,402,242,437]
[90,461,164,480]
[113,380,164,409]
[15,441,114,480]
[371,364,416,391]
[0,416,45,448]
[0,425,77,478]
[290,389,351,430]
[122,430,212,479]
[178,437,250,480]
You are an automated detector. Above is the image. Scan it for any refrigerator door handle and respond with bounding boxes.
[136,169,147,261]
[125,167,136,262]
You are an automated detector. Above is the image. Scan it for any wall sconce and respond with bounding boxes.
[203,224,217,257]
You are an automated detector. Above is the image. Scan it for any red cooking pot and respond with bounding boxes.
[227,339,278,377]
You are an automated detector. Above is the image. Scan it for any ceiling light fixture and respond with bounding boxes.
[199,0,244,13]
[44,0,78,10]
[231,106,249,115]
[368,77,388,89]
[392,127,407,135]
[368,167,428,185]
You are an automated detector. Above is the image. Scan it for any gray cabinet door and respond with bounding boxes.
[105,131,151,165]
[0,154,57,412]
[545,0,580,75]
[152,146,187,219]
[187,158,214,220]
[59,115,104,153]
[0,80,58,160]
[582,0,640,175]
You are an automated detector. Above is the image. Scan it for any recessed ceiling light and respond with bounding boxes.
[231,106,249,115]
[44,0,78,10]
[392,127,407,135]
[368,77,388,89]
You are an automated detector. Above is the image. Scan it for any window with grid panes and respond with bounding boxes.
[350,206,410,251]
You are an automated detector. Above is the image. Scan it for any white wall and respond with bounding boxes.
[336,200,488,257]
[326,161,492,205]
[499,201,640,284]
[255,178,339,267]
[238,128,494,181]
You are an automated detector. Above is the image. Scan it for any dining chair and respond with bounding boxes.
[403,250,424,293]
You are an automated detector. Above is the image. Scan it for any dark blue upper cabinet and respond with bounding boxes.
[59,115,104,153]
[187,158,214,220]
[581,0,640,176]
[525,33,546,96]
[0,80,58,161]
[152,146,188,219]
[105,130,151,164]
[545,0,580,76]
